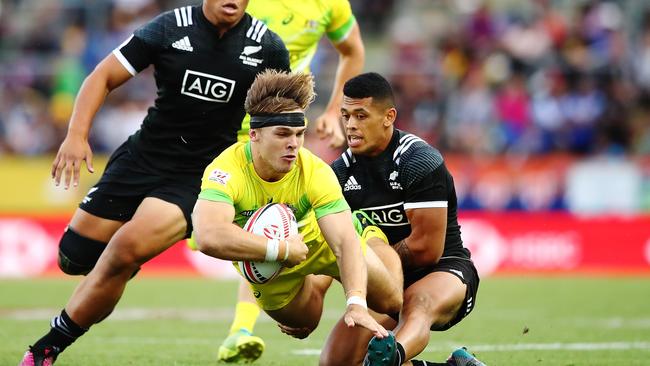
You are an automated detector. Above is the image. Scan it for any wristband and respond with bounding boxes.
[282,240,289,262]
[346,295,367,309]
[265,239,280,262]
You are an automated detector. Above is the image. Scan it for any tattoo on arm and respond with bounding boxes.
[393,239,414,270]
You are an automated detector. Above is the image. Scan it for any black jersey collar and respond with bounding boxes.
[197,6,250,38]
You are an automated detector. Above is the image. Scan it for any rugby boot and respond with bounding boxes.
[218,329,265,363]
[18,345,59,366]
[446,347,486,366]
[363,331,397,366]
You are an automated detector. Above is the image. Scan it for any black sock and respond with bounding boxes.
[394,342,406,366]
[33,309,88,353]
[411,360,448,366]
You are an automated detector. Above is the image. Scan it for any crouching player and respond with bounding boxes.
[320,73,485,366]
[191,70,403,360]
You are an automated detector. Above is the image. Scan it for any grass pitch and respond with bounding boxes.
[1,276,649,365]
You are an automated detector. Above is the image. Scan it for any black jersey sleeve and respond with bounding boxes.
[330,157,349,188]
[114,12,168,74]
[399,144,448,208]
[262,32,291,72]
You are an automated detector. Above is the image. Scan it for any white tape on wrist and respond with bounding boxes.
[265,238,280,262]
[346,295,367,309]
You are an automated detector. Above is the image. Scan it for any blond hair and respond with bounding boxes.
[245,70,315,115]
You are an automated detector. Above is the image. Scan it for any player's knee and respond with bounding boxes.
[371,292,403,315]
[57,228,107,275]
[403,292,456,327]
[386,291,403,314]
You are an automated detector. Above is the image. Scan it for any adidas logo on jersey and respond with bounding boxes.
[344,176,362,191]
[172,36,193,52]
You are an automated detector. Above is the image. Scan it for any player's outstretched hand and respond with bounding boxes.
[283,234,308,267]
[314,110,345,149]
[51,134,94,189]
[343,304,389,338]
[277,323,312,339]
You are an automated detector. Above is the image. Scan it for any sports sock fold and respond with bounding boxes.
[33,309,88,353]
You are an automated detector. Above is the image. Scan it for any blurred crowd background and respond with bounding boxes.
[1,0,650,213]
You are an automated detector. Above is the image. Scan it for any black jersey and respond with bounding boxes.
[331,129,470,260]
[113,5,290,176]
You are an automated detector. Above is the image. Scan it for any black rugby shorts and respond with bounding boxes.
[390,256,480,331]
[79,142,200,237]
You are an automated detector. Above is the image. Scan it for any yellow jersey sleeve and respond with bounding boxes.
[304,151,350,219]
[199,144,244,205]
[326,0,356,44]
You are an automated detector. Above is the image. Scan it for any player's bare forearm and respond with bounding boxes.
[326,24,365,114]
[396,208,447,268]
[318,211,368,298]
[193,199,269,261]
[337,236,368,299]
[51,55,133,187]
[395,231,445,268]
[67,54,133,138]
[393,239,415,270]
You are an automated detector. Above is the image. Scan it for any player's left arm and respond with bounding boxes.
[316,3,365,148]
[395,207,447,269]
[310,160,387,337]
[393,147,449,269]
[318,210,387,337]
[318,209,367,299]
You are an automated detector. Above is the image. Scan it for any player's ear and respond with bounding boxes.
[384,107,397,127]
[250,128,259,142]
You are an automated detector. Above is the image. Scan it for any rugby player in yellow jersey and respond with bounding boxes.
[216,0,365,361]
[192,70,402,363]
[238,0,364,147]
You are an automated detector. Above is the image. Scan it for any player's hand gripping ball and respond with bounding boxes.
[238,203,298,284]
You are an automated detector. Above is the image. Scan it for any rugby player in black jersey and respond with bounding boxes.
[19,1,290,365]
[320,73,486,366]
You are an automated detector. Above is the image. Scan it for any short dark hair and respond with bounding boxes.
[343,72,395,107]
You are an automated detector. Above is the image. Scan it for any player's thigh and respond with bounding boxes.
[367,238,403,286]
[403,271,466,327]
[365,243,403,314]
[102,197,187,266]
[265,275,324,329]
[68,208,124,242]
[148,180,200,238]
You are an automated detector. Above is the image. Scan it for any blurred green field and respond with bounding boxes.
[1,276,649,365]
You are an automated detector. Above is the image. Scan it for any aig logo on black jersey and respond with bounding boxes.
[360,202,408,227]
[181,70,235,103]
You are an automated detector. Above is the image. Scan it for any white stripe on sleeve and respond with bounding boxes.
[186,6,193,25]
[180,6,188,26]
[112,35,137,76]
[174,8,182,26]
[255,25,268,42]
[404,201,448,210]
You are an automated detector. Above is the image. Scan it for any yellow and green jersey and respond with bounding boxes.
[238,0,357,141]
[247,0,356,73]
[199,142,350,248]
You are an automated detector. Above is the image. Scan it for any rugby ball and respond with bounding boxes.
[238,203,298,284]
